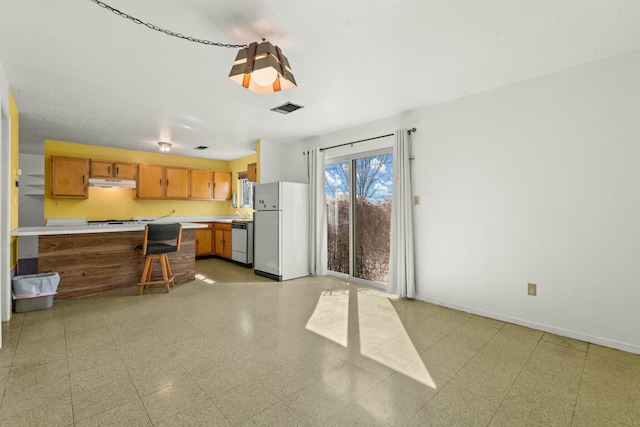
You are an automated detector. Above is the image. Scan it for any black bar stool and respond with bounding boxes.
[136,223,182,295]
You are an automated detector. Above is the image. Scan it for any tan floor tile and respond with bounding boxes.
[70,359,129,393]
[466,348,527,381]
[348,354,396,381]
[13,336,68,365]
[323,402,389,426]
[0,346,16,369]
[2,264,639,426]
[357,381,425,426]
[256,362,319,399]
[441,322,500,351]
[75,399,151,427]
[450,366,515,404]
[484,330,539,358]
[321,360,382,399]
[72,377,140,422]
[427,383,498,427]
[582,353,640,389]
[541,332,588,352]
[212,379,280,425]
[396,304,439,328]
[236,345,290,378]
[285,381,351,424]
[68,346,123,374]
[501,323,544,339]
[17,318,66,344]
[501,382,575,426]
[238,401,313,427]
[155,399,230,427]
[488,405,544,427]
[383,370,440,403]
[6,357,69,392]
[0,378,72,427]
[405,406,471,427]
[373,334,425,366]
[574,382,640,426]
[194,363,252,400]
[290,350,348,379]
[0,393,74,426]
[464,315,505,330]
[419,340,478,381]
[588,343,640,366]
[141,375,209,425]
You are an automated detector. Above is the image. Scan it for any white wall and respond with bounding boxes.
[259,139,307,184]
[18,153,45,259]
[267,49,640,353]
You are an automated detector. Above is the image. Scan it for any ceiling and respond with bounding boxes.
[1,1,639,160]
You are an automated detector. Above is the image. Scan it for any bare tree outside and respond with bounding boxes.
[325,153,393,283]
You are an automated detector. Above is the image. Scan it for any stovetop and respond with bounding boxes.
[87,219,144,225]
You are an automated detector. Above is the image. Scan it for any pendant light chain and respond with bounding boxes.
[89,0,248,49]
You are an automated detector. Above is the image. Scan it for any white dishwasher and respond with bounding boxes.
[231,221,254,266]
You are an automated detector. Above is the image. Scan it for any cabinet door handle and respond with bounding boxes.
[159,179,162,186]
[116,166,119,175]
[166,179,169,187]
[108,166,111,175]
[82,175,85,183]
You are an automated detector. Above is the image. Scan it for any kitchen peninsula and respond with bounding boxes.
[11,219,211,299]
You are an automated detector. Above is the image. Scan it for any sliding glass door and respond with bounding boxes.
[325,151,393,287]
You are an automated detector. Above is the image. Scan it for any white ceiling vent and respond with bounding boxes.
[270,102,304,115]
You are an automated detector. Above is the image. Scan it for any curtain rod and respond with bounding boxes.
[316,128,416,153]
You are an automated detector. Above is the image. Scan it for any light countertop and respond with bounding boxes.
[11,215,253,237]
[11,221,208,237]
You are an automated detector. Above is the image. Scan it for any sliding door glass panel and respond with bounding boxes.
[325,161,350,275]
[353,154,393,283]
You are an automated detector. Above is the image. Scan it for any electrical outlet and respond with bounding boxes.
[528,283,537,296]
[414,196,420,205]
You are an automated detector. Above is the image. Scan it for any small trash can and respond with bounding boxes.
[12,272,60,313]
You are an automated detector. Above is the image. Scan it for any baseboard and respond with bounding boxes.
[414,293,640,355]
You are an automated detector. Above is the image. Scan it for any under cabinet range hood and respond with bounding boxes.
[88,178,136,189]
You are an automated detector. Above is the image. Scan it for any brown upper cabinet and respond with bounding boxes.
[164,167,190,200]
[190,169,213,200]
[90,160,136,180]
[247,162,257,182]
[136,164,190,200]
[51,156,89,198]
[136,164,164,199]
[213,171,231,200]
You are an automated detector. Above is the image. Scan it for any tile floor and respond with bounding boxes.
[1,258,639,426]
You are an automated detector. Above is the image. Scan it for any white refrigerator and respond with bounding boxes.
[254,181,309,281]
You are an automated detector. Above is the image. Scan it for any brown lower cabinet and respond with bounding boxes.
[195,223,213,256]
[195,222,232,259]
[214,223,232,259]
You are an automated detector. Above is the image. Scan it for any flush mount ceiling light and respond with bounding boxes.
[90,1,297,94]
[158,142,172,152]
[228,40,297,94]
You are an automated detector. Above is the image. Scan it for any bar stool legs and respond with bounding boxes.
[138,253,175,295]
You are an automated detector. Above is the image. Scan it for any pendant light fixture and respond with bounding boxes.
[158,141,172,152]
[228,40,297,94]
[90,1,297,94]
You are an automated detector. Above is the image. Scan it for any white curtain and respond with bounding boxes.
[388,129,416,297]
[306,148,328,275]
